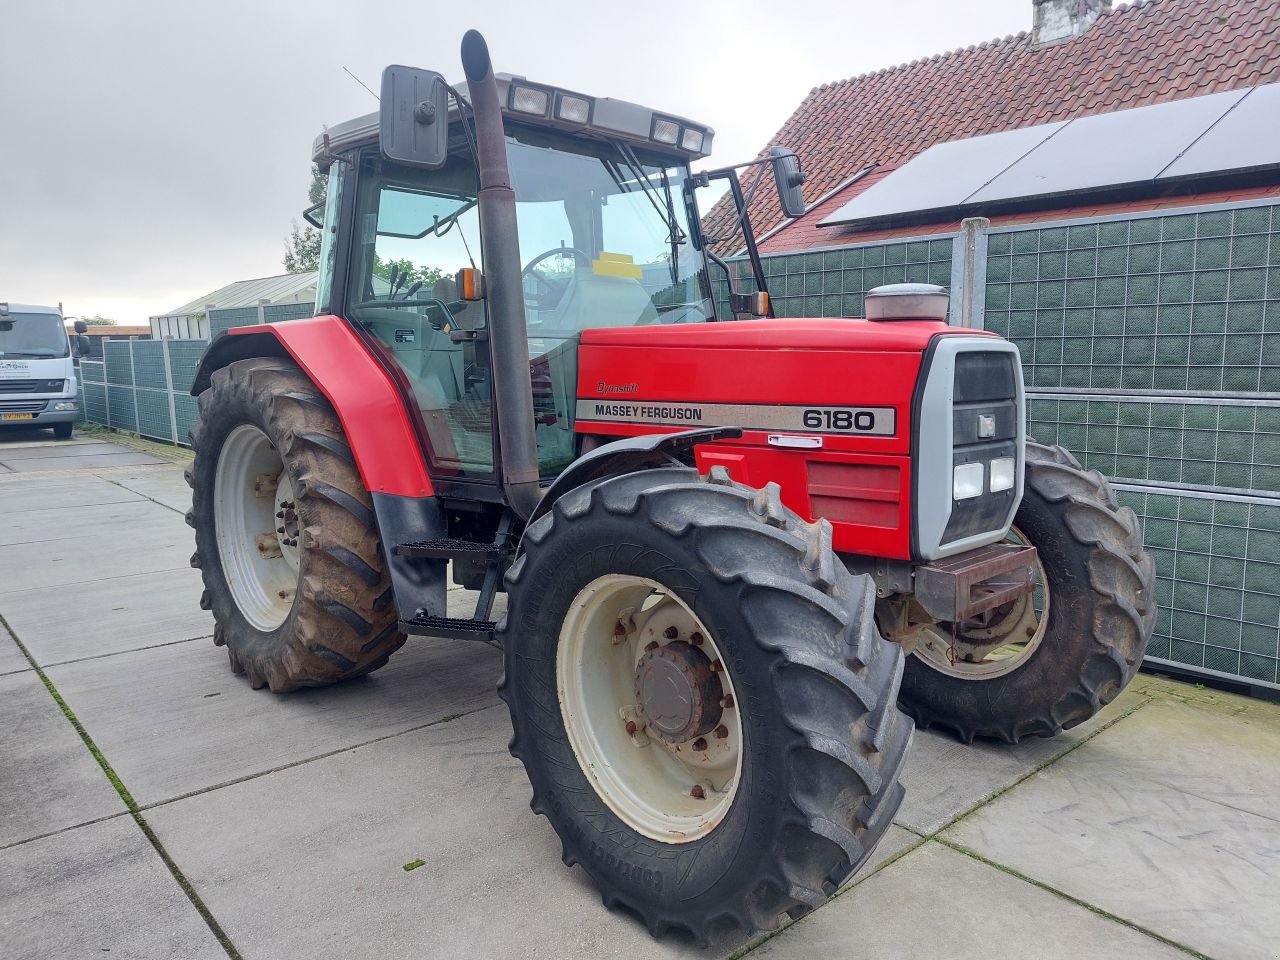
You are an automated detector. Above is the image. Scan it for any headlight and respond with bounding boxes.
[52,400,79,411]
[953,462,984,500]
[680,127,704,152]
[510,85,550,117]
[651,117,679,144]
[990,457,1016,492]
[556,93,591,123]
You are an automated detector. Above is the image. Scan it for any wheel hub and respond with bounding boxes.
[634,641,722,744]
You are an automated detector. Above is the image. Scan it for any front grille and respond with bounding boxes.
[0,378,64,394]
[942,352,1020,546]
[0,399,49,413]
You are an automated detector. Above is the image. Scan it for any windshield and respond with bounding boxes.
[344,124,713,482]
[0,313,69,358]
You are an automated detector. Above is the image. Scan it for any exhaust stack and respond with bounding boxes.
[460,30,542,520]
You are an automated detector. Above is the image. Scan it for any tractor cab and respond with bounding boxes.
[310,74,744,489]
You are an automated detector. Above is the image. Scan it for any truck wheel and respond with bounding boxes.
[53,422,74,440]
[497,467,912,942]
[900,441,1155,743]
[186,357,405,692]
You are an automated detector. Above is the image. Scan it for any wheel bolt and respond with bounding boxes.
[663,626,678,640]
[715,724,729,739]
[1025,626,1036,637]
[720,694,734,709]
[644,641,659,652]
[709,659,723,673]
[690,631,704,646]
[276,511,284,519]
[690,784,705,800]
[692,737,708,751]
[614,622,627,637]
[277,527,285,534]
[625,720,637,735]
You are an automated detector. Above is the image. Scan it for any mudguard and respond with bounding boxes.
[523,427,742,531]
[191,316,433,498]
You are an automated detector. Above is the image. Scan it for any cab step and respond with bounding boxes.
[399,613,496,642]
[395,538,505,560]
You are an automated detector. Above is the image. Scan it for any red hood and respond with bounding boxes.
[580,317,996,351]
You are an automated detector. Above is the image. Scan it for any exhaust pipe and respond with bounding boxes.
[460,30,542,520]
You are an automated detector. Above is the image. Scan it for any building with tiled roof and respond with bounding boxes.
[704,0,1280,255]
[702,0,1280,695]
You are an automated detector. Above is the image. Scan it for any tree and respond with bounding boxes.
[283,165,327,274]
[81,315,117,326]
[372,255,448,295]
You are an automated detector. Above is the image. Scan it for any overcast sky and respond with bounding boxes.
[2,0,1047,323]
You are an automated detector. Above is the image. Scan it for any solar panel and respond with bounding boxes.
[1158,83,1280,182]
[816,83,1278,231]
[966,87,1248,205]
[817,122,1066,227]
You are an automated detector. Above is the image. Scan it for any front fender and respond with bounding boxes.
[192,316,433,498]
[524,427,743,532]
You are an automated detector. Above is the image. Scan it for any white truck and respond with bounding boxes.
[0,302,88,440]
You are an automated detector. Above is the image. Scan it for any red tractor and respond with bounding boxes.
[187,31,1154,941]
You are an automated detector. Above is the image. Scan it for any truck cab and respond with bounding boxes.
[0,303,82,439]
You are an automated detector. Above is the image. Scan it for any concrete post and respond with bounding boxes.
[949,217,990,328]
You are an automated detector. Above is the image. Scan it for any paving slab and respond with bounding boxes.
[752,841,1189,959]
[0,816,224,959]
[0,523,192,593]
[2,451,165,472]
[47,632,505,806]
[0,565,211,666]
[0,474,143,513]
[943,691,1280,960]
[895,679,1155,835]
[0,441,139,462]
[0,497,168,546]
[0,670,127,847]
[102,468,192,514]
[0,625,29,676]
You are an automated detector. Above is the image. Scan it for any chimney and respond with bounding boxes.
[1032,0,1110,46]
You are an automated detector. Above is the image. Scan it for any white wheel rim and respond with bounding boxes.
[915,526,1050,680]
[213,424,300,632]
[557,575,743,843]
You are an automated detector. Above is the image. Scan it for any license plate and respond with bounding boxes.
[1,413,34,421]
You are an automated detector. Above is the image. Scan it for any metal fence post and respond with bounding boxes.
[948,217,990,328]
[160,337,179,444]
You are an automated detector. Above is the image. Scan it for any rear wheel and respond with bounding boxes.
[498,467,912,942]
[898,441,1156,742]
[187,357,405,691]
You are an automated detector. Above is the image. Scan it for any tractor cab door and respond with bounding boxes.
[345,151,497,481]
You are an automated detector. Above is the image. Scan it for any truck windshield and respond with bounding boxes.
[0,313,69,358]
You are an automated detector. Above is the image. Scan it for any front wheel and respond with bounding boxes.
[898,441,1156,743]
[498,467,912,942]
[53,421,73,440]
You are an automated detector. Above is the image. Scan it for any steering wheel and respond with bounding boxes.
[521,247,591,311]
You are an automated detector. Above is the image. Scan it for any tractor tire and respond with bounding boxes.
[497,466,912,943]
[899,441,1156,743]
[186,357,405,692]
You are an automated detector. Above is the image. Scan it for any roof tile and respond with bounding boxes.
[703,0,1280,254]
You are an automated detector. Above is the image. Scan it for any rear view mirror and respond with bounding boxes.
[768,146,806,219]
[77,334,92,357]
[380,65,450,169]
[73,319,88,334]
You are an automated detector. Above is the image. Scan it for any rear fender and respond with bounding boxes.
[191,316,433,498]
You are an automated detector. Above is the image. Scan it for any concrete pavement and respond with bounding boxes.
[1,427,1277,960]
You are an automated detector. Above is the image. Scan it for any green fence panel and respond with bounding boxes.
[105,386,137,432]
[103,341,134,386]
[80,360,105,383]
[83,382,107,423]
[174,393,200,442]
[130,341,169,390]
[208,307,259,339]
[134,388,175,443]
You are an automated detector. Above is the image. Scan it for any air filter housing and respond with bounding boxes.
[865,283,949,321]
